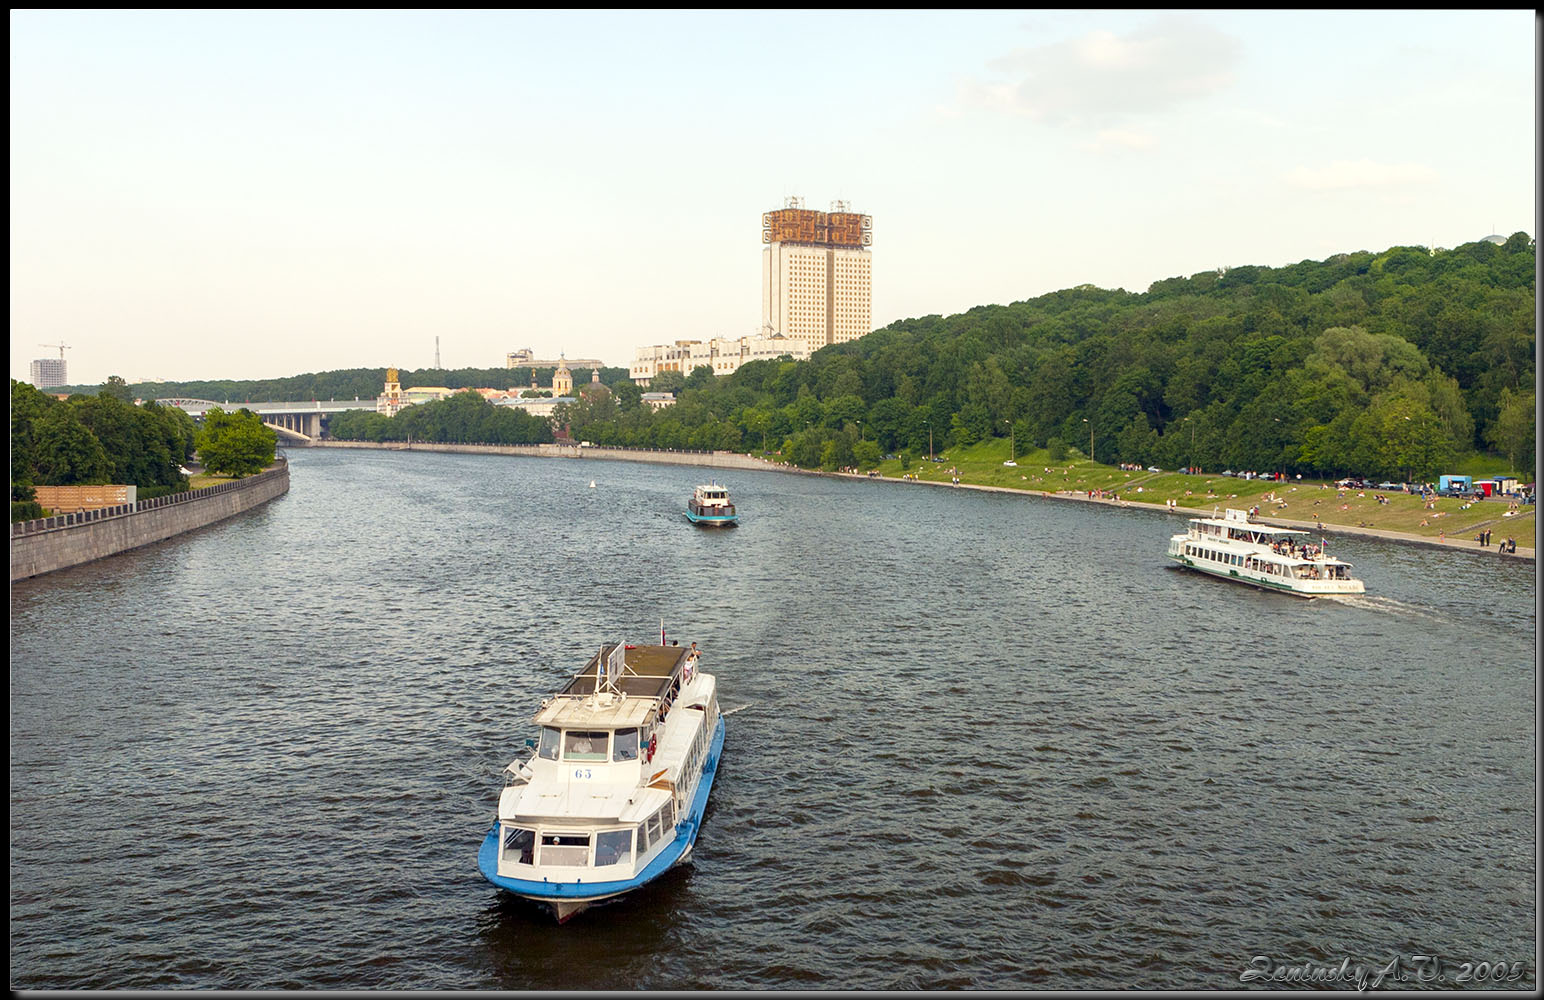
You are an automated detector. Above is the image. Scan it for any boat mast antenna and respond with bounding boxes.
[593,640,628,697]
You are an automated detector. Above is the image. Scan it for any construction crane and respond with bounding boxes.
[38,341,71,359]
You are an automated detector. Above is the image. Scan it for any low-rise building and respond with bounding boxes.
[493,395,575,418]
[506,348,607,370]
[630,332,809,385]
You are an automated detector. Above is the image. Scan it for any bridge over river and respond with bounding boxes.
[159,398,374,443]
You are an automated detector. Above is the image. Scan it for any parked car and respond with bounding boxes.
[1147,466,1161,473]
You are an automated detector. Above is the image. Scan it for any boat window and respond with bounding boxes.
[538,727,560,761]
[539,832,592,867]
[595,829,633,867]
[613,728,640,762]
[502,825,535,865]
[564,730,608,761]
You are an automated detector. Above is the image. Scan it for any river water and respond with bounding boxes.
[9,447,1537,990]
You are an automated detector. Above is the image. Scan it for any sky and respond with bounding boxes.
[9,10,1537,387]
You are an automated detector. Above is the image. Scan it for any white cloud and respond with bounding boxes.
[1081,128,1159,153]
[1285,159,1440,191]
[962,15,1241,125]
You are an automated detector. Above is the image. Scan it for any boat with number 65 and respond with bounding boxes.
[477,640,724,922]
[1167,507,1365,598]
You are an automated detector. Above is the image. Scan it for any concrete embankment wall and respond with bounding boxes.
[10,463,290,582]
[309,439,799,474]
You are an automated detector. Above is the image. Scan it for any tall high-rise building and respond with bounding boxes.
[29,358,67,389]
[761,198,872,354]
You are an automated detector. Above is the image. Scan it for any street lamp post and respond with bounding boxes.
[1005,418,1015,462]
[926,420,933,461]
[1082,418,1093,463]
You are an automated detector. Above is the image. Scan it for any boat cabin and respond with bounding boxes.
[690,484,734,515]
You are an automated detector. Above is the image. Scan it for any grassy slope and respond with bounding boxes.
[867,440,1535,550]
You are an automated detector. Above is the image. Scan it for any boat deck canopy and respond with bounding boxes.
[542,643,686,711]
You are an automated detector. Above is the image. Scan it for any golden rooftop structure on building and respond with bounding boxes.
[761,198,873,249]
[761,197,873,355]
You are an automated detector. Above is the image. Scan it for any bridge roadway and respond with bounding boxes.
[159,398,375,443]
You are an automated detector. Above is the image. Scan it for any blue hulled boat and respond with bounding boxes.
[685,482,738,527]
[477,641,725,922]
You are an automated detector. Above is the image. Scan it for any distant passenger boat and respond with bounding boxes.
[685,482,738,527]
[1167,507,1365,598]
[478,640,725,922]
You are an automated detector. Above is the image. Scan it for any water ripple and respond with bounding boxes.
[9,448,1537,990]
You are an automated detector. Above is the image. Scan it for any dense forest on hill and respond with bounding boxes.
[42,234,1538,480]
[546,234,1535,479]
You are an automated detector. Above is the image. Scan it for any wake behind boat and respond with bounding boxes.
[1166,507,1365,598]
[478,640,725,922]
[685,482,738,527]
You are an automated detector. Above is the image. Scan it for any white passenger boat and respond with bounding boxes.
[685,482,738,526]
[478,640,725,922]
[1166,507,1365,597]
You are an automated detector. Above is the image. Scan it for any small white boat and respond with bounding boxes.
[1166,507,1365,598]
[478,640,725,922]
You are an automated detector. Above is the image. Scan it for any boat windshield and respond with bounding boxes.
[613,727,640,762]
[595,829,634,867]
[540,832,591,867]
[538,726,560,760]
[564,730,608,761]
[502,825,535,865]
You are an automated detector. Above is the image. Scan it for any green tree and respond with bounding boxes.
[196,407,277,477]
[101,375,135,403]
[1487,388,1536,474]
[610,379,643,411]
[650,370,686,394]
[33,405,112,484]
[1350,395,1448,481]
